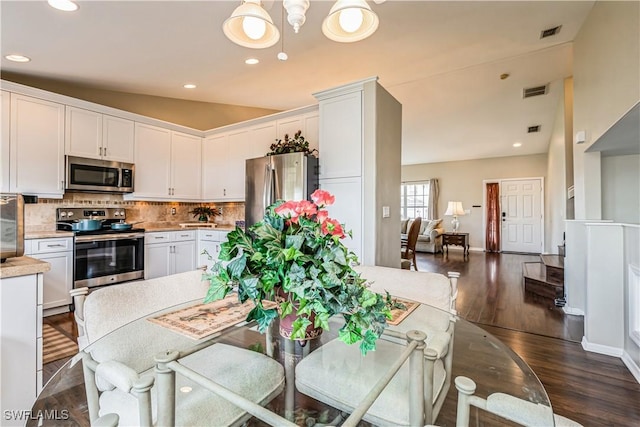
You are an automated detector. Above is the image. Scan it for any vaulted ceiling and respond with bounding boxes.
[1,1,595,165]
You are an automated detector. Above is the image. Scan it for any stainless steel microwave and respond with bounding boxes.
[66,156,134,193]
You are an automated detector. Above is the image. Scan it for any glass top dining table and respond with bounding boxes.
[30,298,554,427]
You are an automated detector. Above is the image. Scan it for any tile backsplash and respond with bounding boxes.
[25,192,244,231]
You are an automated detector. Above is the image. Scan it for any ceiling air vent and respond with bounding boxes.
[540,25,562,39]
[523,84,548,99]
[527,125,541,133]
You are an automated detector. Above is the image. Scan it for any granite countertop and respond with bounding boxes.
[25,230,75,239]
[143,223,236,232]
[0,256,51,279]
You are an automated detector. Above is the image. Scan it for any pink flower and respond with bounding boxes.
[311,189,335,207]
[275,201,300,223]
[316,210,329,224]
[321,218,346,239]
[295,200,317,218]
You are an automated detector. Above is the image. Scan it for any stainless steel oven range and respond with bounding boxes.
[57,208,144,289]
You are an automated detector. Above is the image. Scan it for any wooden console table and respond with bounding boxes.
[443,232,469,258]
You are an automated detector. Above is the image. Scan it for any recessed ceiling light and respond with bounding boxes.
[5,54,31,63]
[47,0,79,12]
[179,386,192,393]
[513,142,522,148]
[245,58,259,65]
[183,84,196,89]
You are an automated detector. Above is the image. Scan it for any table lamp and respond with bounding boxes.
[444,201,465,233]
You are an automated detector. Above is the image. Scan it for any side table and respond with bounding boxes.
[443,232,469,258]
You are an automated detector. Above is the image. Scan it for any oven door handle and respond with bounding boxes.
[75,233,145,243]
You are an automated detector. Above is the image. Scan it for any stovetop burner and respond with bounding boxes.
[56,208,145,234]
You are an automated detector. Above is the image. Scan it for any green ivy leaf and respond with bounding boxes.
[359,289,379,308]
[279,300,293,318]
[338,323,361,345]
[239,276,259,300]
[203,275,231,303]
[291,317,312,340]
[359,330,378,355]
[285,234,304,250]
[246,305,278,333]
[226,253,247,279]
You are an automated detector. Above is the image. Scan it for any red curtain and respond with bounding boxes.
[486,183,500,252]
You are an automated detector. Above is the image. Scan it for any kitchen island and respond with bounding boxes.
[1,256,50,426]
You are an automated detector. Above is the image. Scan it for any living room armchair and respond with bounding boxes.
[401,218,444,254]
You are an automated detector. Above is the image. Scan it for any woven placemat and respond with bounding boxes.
[388,297,420,325]
[148,294,273,340]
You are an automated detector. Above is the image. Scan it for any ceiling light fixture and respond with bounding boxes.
[513,142,522,147]
[223,0,280,49]
[245,58,260,65]
[223,0,380,48]
[183,84,196,89]
[47,0,79,12]
[322,0,379,42]
[5,54,31,63]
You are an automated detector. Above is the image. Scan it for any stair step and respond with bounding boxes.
[540,254,564,269]
[523,262,564,299]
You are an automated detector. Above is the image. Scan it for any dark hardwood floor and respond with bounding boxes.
[41,251,640,426]
[417,249,640,426]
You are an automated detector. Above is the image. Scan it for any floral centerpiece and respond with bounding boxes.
[268,130,318,157]
[203,190,396,355]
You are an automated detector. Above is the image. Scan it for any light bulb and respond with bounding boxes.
[338,8,363,33]
[242,16,266,40]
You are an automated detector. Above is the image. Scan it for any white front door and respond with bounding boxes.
[500,178,543,253]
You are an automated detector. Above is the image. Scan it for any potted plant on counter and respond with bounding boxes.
[189,206,221,222]
[203,189,398,355]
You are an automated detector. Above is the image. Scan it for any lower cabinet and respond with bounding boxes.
[25,237,73,315]
[196,230,230,271]
[0,272,44,425]
[144,231,196,280]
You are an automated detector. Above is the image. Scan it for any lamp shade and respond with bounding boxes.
[223,0,280,49]
[322,0,379,43]
[444,201,465,216]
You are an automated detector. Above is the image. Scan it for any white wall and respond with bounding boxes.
[402,154,547,249]
[602,155,640,224]
[573,1,640,220]
[545,83,568,253]
[623,225,640,382]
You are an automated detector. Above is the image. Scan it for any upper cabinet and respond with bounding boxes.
[9,94,65,198]
[132,123,201,200]
[318,91,362,179]
[275,112,319,155]
[202,121,276,201]
[65,106,134,163]
[1,91,10,193]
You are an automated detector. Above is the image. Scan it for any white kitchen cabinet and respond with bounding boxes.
[319,177,363,260]
[196,229,231,271]
[133,123,201,200]
[315,78,401,267]
[9,93,65,198]
[170,131,202,200]
[1,91,10,192]
[0,272,44,425]
[25,237,73,314]
[202,122,275,201]
[202,133,229,200]
[145,231,196,279]
[134,123,172,198]
[318,91,362,179]
[276,113,319,156]
[66,107,135,163]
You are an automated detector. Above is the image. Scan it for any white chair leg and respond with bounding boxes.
[455,376,477,427]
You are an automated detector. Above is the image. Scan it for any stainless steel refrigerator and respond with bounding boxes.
[245,153,319,227]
